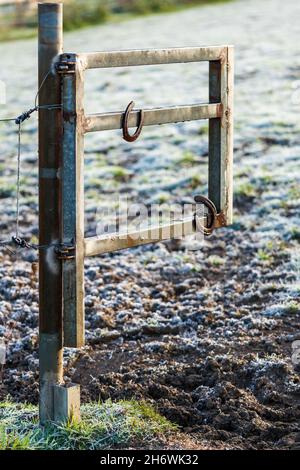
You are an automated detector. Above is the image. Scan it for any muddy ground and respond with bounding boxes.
[0,0,300,450]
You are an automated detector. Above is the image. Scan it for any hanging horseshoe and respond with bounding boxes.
[122,101,144,142]
[193,195,217,236]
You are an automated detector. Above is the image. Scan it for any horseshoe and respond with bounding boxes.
[122,101,144,142]
[193,195,217,236]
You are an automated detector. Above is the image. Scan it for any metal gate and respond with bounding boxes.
[38,3,233,423]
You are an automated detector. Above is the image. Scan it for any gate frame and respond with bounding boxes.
[38,2,233,424]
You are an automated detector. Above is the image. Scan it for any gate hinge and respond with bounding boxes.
[55,244,75,260]
[56,60,76,74]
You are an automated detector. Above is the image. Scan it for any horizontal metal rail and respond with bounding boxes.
[79,46,227,70]
[84,103,222,133]
[84,216,206,257]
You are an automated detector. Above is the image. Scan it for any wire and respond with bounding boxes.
[34,69,51,108]
[16,122,21,237]
[0,69,63,254]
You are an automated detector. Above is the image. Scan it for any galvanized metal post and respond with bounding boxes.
[38,2,63,425]
[59,52,85,349]
[208,47,234,223]
[208,59,222,212]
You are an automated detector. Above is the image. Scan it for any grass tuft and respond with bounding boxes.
[0,399,177,450]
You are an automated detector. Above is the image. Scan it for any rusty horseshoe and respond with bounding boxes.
[122,101,144,142]
[193,195,217,236]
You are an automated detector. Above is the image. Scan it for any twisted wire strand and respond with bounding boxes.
[0,69,62,254]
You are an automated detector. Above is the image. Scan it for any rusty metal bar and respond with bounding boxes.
[78,46,227,70]
[84,216,206,257]
[38,2,63,425]
[84,103,222,133]
[61,53,85,348]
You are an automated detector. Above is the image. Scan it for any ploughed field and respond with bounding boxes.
[0,0,300,449]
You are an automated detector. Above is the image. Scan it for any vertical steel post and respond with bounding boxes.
[208,47,234,223]
[222,46,234,224]
[60,52,85,348]
[208,59,222,212]
[38,2,63,425]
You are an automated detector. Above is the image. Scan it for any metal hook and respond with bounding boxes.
[193,195,217,236]
[122,101,144,142]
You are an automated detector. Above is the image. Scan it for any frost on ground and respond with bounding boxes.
[0,0,300,450]
[0,400,181,450]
